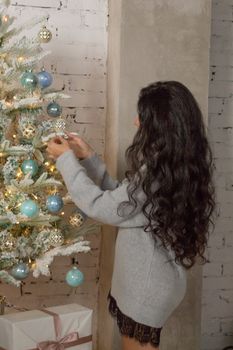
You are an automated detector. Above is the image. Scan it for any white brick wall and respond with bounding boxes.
[0,1,108,348]
[201,1,233,349]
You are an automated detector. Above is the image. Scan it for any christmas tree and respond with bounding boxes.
[0,0,95,287]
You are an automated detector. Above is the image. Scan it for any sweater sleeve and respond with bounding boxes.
[79,153,119,190]
[56,150,148,228]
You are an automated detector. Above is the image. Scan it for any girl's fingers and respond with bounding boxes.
[49,136,68,146]
[66,133,82,143]
[64,133,73,140]
[47,138,60,146]
[66,132,76,138]
[65,132,77,140]
[47,154,54,159]
[54,136,64,144]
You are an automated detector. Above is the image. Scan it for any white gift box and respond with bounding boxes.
[0,304,93,350]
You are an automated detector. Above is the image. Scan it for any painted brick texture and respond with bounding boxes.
[201,1,233,349]
[0,1,108,349]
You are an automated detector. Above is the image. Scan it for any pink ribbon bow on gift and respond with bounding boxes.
[0,308,92,350]
[34,309,92,350]
[37,332,79,350]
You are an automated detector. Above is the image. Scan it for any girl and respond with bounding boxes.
[47,81,215,350]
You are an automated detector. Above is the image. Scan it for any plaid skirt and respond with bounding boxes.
[108,291,162,348]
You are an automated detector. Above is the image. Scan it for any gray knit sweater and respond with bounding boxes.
[56,150,187,327]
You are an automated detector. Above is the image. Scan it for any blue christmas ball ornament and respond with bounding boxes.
[47,102,62,118]
[66,267,84,287]
[20,200,39,218]
[21,159,38,176]
[20,71,38,90]
[46,194,63,213]
[37,70,53,89]
[11,263,29,280]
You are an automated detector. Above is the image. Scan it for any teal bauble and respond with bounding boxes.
[37,70,53,89]
[20,71,38,90]
[65,267,84,287]
[46,194,63,213]
[21,159,38,176]
[11,263,29,280]
[47,102,62,118]
[20,200,39,217]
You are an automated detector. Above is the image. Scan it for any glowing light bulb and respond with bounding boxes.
[16,168,23,178]
[17,56,24,63]
[31,262,36,269]
[2,15,9,23]
[49,165,56,172]
[6,101,12,107]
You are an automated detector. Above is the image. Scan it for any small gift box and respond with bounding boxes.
[0,303,92,350]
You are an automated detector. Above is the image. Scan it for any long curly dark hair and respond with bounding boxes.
[119,81,215,269]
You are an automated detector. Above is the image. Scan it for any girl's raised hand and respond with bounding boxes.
[66,133,94,160]
[46,136,71,160]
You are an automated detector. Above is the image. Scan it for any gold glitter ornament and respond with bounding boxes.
[1,233,16,251]
[49,229,64,247]
[54,118,66,132]
[9,224,22,237]
[46,186,59,195]
[38,26,52,43]
[69,212,85,228]
[21,124,36,139]
[22,227,33,237]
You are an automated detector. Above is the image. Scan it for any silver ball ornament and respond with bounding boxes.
[11,262,29,280]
